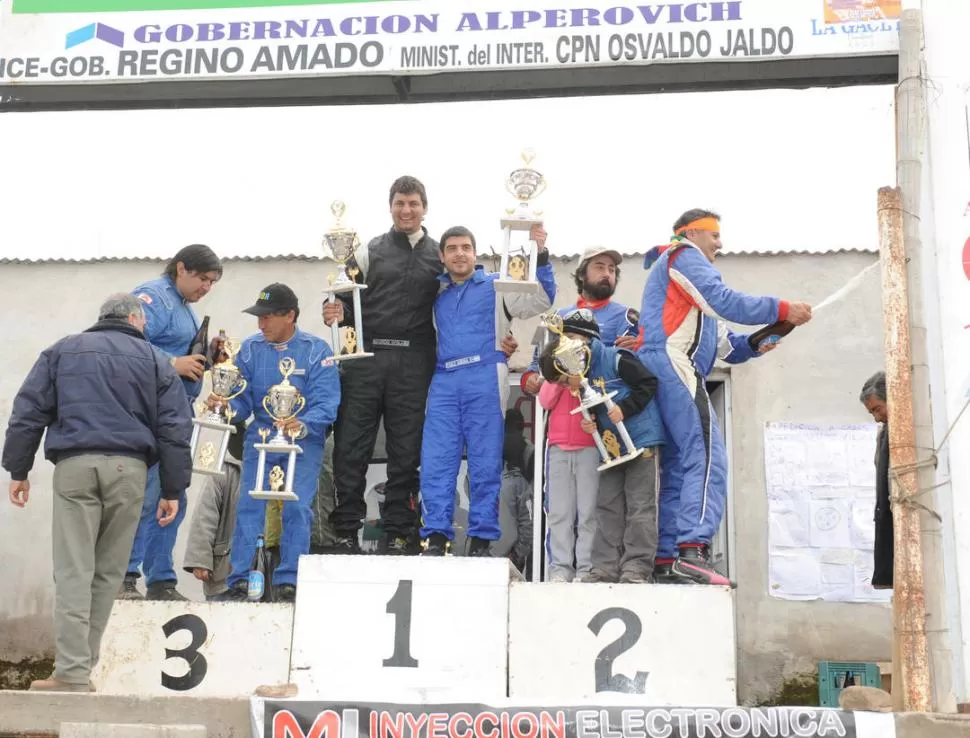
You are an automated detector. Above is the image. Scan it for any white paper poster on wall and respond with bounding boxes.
[764,422,892,604]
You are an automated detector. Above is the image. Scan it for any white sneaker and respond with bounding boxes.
[550,573,570,583]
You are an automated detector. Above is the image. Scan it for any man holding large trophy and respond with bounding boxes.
[207,283,340,602]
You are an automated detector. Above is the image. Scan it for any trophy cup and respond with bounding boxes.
[496,149,547,294]
[190,336,247,477]
[543,313,642,471]
[249,358,305,502]
[322,200,373,361]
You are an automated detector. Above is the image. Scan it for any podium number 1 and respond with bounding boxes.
[383,579,419,668]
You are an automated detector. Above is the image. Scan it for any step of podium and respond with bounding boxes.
[59,722,207,738]
[508,581,737,705]
[91,601,293,698]
[289,554,515,700]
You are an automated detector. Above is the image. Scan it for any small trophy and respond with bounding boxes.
[249,358,305,502]
[497,149,546,294]
[190,336,247,477]
[322,200,373,361]
[543,313,642,471]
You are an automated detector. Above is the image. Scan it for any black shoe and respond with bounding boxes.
[224,582,249,602]
[379,536,413,556]
[116,574,143,601]
[328,536,362,555]
[671,545,736,587]
[275,584,297,603]
[466,537,492,557]
[146,581,188,601]
[420,533,451,556]
[652,563,687,584]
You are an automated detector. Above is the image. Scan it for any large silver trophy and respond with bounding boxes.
[497,149,546,294]
[322,200,373,361]
[543,313,642,471]
[249,358,306,502]
[190,337,246,477]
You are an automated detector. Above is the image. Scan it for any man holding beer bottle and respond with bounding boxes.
[118,244,223,601]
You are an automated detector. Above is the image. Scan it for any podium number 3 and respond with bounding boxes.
[383,579,419,668]
[587,607,649,694]
[161,614,209,691]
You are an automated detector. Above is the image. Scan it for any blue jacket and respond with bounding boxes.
[228,328,341,446]
[639,241,780,377]
[1,320,193,499]
[588,338,665,449]
[435,262,556,373]
[133,275,204,399]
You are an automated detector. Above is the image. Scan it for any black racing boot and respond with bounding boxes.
[116,574,143,600]
[224,581,250,602]
[146,581,188,601]
[275,584,297,603]
[652,560,687,584]
[420,533,451,556]
[328,536,362,555]
[466,537,492,558]
[671,544,736,587]
[381,536,414,556]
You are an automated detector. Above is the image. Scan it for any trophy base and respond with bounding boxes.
[500,216,543,231]
[249,488,300,502]
[597,450,643,472]
[192,416,237,432]
[323,281,368,296]
[495,278,541,294]
[333,351,375,362]
[193,465,227,478]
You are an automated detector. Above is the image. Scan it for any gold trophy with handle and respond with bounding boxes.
[249,358,305,502]
[190,336,246,477]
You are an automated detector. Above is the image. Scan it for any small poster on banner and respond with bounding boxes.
[824,0,902,25]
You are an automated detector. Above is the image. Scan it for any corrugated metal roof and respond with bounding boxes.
[0,246,876,265]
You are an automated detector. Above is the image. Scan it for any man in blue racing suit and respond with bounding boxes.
[638,209,812,585]
[121,243,222,601]
[215,284,340,601]
[420,225,555,556]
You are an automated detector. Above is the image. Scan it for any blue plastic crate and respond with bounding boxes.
[818,661,881,707]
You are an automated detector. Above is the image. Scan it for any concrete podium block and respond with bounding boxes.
[60,723,207,737]
[91,601,293,698]
[508,582,737,706]
[290,555,512,700]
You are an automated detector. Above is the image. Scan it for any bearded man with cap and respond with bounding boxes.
[207,283,340,602]
[520,246,640,396]
[638,209,813,586]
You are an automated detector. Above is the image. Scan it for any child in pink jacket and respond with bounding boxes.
[538,368,600,583]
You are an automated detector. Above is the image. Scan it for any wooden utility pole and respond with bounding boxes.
[878,186,932,713]
[894,6,953,712]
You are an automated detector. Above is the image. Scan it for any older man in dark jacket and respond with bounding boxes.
[2,293,192,692]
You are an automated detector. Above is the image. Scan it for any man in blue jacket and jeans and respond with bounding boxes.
[2,293,192,692]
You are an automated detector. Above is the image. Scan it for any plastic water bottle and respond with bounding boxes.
[247,535,267,602]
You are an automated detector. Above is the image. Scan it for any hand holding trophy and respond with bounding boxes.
[541,312,642,471]
[190,335,247,476]
[322,200,374,361]
[249,358,305,502]
[497,149,547,293]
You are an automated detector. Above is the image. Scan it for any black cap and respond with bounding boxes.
[242,283,299,316]
[562,308,601,340]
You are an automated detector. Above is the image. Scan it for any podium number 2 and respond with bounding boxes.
[161,614,209,691]
[587,607,649,694]
[383,579,419,668]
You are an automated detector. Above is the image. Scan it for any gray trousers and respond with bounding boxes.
[545,445,600,580]
[590,450,659,579]
[52,454,147,684]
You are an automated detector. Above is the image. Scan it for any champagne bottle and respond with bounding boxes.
[748,320,796,351]
[187,315,210,367]
[247,535,267,602]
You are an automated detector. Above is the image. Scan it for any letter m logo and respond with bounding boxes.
[273,708,360,738]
